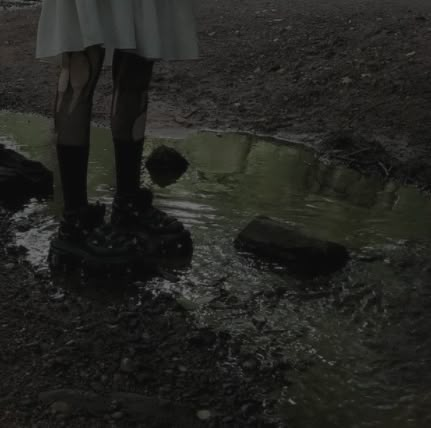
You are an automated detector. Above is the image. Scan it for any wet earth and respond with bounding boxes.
[2,0,431,189]
[2,0,431,426]
[1,112,431,427]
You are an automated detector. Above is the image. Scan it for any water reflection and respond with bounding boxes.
[2,111,431,428]
[2,111,431,250]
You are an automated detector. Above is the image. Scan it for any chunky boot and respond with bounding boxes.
[49,203,151,270]
[111,188,192,256]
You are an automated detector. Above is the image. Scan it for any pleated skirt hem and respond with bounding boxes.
[36,0,199,63]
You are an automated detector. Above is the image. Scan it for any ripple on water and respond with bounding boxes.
[2,111,431,427]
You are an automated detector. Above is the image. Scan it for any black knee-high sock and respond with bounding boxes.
[57,145,90,212]
[113,141,143,197]
[111,51,153,199]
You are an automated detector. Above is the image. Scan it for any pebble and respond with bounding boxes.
[50,291,65,302]
[51,401,71,415]
[4,263,15,270]
[112,411,124,420]
[120,357,134,373]
[196,409,212,421]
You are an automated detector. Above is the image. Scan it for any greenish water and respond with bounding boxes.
[2,111,431,250]
[1,111,431,428]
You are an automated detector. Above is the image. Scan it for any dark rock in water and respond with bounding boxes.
[235,216,349,276]
[0,144,53,204]
[146,145,189,187]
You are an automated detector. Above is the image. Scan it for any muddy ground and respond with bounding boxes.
[1,0,431,184]
[1,1,431,427]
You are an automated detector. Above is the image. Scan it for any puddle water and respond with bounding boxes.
[2,111,431,427]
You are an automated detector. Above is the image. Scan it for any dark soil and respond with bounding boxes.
[2,1,431,426]
[1,0,431,185]
[0,209,286,427]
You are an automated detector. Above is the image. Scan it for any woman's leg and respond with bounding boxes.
[110,50,153,197]
[110,50,186,240]
[55,45,105,212]
[109,50,190,260]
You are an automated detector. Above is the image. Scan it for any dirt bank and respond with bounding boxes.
[1,0,431,186]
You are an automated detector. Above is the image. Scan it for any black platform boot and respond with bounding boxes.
[111,188,192,257]
[49,203,139,269]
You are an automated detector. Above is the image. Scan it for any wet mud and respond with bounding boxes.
[2,1,431,189]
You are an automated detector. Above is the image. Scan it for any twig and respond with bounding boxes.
[378,161,390,177]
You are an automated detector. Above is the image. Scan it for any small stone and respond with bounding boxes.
[251,316,266,330]
[197,409,212,421]
[51,401,71,415]
[141,332,151,342]
[4,263,15,270]
[120,358,134,373]
[50,291,65,302]
[112,411,123,420]
[111,400,120,411]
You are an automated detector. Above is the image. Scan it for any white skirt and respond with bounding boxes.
[36,0,199,62]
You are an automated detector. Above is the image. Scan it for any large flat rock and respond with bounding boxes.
[235,216,349,275]
[0,144,53,204]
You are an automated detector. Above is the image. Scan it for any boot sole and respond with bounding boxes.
[48,239,158,273]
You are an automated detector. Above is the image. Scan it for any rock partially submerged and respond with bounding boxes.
[0,144,53,204]
[146,145,189,187]
[235,216,349,275]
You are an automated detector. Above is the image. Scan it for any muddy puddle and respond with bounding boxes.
[1,111,431,427]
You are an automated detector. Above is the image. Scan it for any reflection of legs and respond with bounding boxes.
[111,50,153,196]
[55,45,105,212]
